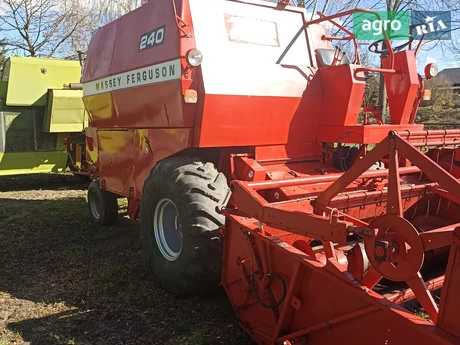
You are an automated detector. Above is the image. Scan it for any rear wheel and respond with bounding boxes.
[87,180,118,226]
[140,157,230,297]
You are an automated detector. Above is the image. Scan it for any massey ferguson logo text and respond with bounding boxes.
[95,65,175,92]
[82,59,181,97]
[411,11,451,40]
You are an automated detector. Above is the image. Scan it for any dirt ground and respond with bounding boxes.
[0,174,255,345]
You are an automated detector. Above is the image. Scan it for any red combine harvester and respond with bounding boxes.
[68,0,460,343]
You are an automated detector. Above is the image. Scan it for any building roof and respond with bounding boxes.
[437,68,460,86]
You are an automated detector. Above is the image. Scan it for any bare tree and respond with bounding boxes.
[87,0,146,25]
[66,0,147,56]
[0,0,89,57]
[0,0,148,58]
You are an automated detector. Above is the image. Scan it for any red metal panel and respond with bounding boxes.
[112,0,182,129]
[82,0,197,130]
[222,215,458,345]
[94,128,192,198]
[438,228,460,337]
[97,130,135,196]
[110,0,179,75]
[133,128,192,197]
[109,0,186,128]
[81,20,118,128]
[82,21,117,82]
[254,144,321,162]
[383,51,420,124]
[84,127,98,167]
[111,80,188,128]
[189,0,321,149]
[195,94,322,150]
[316,124,423,143]
[318,65,366,126]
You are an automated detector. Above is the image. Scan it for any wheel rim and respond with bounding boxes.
[89,189,102,219]
[153,198,183,261]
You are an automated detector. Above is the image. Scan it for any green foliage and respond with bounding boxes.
[420,75,457,110]
[416,107,460,127]
[363,73,380,107]
[0,40,7,69]
[415,310,430,320]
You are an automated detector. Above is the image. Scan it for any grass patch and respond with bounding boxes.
[0,197,87,229]
[0,174,254,345]
[186,331,209,345]
[416,310,430,320]
[93,261,122,289]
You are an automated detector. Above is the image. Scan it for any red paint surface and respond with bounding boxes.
[383,51,421,124]
[79,3,460,344]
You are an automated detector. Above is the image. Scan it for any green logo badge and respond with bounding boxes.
[353,11,410,40]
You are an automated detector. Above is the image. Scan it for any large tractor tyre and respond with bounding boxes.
[87,180,119,226]
[140,157,230,297]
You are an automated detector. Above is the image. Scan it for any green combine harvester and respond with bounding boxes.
[0,56,86,176]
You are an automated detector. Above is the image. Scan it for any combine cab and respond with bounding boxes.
[70,0,460,343]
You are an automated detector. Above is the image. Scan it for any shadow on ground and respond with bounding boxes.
[0,174,254,345]
[0,173,90,192]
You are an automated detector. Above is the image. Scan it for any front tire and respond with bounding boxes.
[140,157,230,297]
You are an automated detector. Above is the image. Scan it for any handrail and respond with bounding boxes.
[354,67,396,77]
[277,8,396,70]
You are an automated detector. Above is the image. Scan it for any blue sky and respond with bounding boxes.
[3,0,458,74]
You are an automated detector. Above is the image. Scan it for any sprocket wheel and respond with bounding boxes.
[364,214,424,282]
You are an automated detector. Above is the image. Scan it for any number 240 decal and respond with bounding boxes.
[139,25,165,51]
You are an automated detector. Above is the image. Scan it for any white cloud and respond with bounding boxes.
[425,56,437,63]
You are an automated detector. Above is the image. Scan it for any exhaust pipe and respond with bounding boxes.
[63,83,83,90]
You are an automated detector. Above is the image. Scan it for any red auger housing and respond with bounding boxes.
[69,1,460,344]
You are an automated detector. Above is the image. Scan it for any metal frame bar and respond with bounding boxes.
[226,131,460,340]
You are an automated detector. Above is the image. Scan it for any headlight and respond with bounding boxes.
[186,49,203,67]
[424,63,438,79]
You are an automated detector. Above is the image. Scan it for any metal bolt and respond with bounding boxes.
[145,147,149,153]
[248,170,254,178]
[274,192,280,200]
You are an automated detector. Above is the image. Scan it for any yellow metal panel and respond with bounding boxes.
[4,56,81,106]
[83,93,113,122]
[85,127,98,165]
[0,151,68,175]
[97,129,135,196]
[98,130,133,155]
[44,89,87,133]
